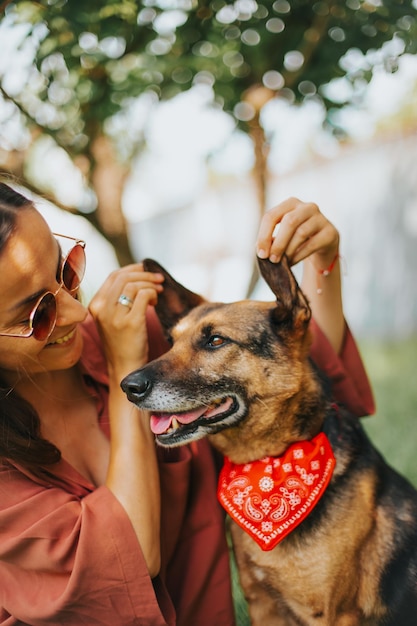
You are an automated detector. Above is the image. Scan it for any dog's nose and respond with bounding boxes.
[121,373,152,401]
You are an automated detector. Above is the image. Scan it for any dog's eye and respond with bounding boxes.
[207,335,227,349]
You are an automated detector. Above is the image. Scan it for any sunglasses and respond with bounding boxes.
[0,234,86,341]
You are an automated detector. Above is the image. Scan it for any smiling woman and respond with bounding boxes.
[0,181,236,626]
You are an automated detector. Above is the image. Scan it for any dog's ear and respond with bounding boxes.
[143,258,205,338]
[257,255,311,328]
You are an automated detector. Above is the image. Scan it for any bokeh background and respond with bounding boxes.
[1,0,416,506]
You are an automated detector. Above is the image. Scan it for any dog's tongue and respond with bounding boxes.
[150,407,207,435]
[150,398,234,435]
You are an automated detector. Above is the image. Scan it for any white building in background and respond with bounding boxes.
[123,127,417,340]
[265,129,417,339]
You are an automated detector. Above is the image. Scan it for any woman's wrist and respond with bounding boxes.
[309,249,340,295]
[107,358,147,387]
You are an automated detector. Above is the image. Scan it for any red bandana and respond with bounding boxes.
[217,432,336,551]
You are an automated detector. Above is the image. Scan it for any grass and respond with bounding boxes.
[360,336,417,487]
[231,336,417,623]
[229,527,251,626]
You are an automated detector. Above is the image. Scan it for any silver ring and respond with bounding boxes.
[117,294,133,308]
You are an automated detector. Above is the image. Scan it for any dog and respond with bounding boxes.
[121,256,417,626]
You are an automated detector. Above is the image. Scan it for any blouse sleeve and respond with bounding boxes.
[0,463,174,626]
[309,318,375,418]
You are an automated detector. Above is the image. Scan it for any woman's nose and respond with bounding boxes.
[55,289,88,326]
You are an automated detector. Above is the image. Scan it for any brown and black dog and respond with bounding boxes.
[121,256,417,626]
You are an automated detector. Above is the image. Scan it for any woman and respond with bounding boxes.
[0,183,373,625]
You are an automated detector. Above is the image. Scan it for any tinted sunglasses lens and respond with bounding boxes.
[62,244,86,292]
[32,292,57,341]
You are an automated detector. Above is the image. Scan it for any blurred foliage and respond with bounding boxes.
[2,0,417,162]
[1,0,417,263]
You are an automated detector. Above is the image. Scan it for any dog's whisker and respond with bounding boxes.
[254,397,269,409]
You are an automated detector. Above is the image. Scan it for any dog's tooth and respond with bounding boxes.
[172,417,180,430]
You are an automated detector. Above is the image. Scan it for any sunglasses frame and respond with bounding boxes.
[0,233,86,341]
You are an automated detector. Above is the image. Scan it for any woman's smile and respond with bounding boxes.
[47,327,77,347]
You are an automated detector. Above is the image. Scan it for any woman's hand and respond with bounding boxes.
[256,197,344,354]
[256,197,339,270]
[88,264,164,380]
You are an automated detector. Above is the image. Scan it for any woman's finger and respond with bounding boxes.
[257,198,319,262]
[290,222,339,266]
[267,205,318,262]
[114,285,159,318]
[90,270,164,314]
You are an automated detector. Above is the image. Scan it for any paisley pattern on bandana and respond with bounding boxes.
[217,432,336,551]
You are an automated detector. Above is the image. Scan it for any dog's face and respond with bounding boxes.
[122,257,319,462]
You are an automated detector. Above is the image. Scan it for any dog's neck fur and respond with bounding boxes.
[208,358,328,465]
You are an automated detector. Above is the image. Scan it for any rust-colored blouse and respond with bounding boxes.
[0,311,374,626]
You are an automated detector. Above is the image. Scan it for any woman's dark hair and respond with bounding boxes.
[0,182,61,472]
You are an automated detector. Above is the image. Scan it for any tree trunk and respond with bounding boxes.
[90,135,135,267]
[244,86,273,298]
